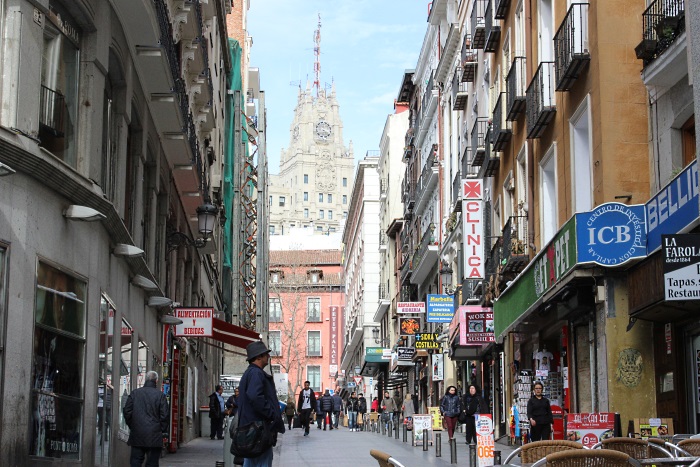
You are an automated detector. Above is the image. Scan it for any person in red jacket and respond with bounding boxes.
[371,397,379,412]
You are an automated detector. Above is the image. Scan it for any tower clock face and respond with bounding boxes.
[315,121,332,141]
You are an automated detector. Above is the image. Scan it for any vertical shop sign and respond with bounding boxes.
[476,414,495,466]
[662,234,700,300]
[169,347,180,452]
[329,306,339,370]
[462,179,484,279]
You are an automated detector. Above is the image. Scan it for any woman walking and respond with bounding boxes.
[401,393,415,429]
[284,397,296,430]
[440,385,462,440]
[463,384,487,444]
[527,381,553,441]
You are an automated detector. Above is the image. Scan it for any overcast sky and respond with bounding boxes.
[248,0,428,174]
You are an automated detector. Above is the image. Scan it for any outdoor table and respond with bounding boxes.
[638,457,698,465]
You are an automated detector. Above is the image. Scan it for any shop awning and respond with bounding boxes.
[212,318,261,350]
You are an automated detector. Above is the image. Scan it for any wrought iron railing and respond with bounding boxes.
[495,0,511,19]
[412,223,437,269]
[471,118,489,166]
[501,215,530,273]
[526,62,556,139]
[554,3,590,91]
[452,171,462,207]
[379,231,388,248]
[378,284,388,301]
[485,0,501,53]
[194,1,213,104]
[471,0,486,49]
[492,92,511,151]
[39,86,66,136]
[636,0,685,67]
[416,146,438,201]
[506,57,527,121]
[422,71,437,118]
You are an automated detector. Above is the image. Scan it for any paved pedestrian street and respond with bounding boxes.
[158,425,517,467]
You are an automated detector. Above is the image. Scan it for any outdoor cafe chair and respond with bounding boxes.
[648,437,693,457]
[678,439,700,456]
[369,449,407,467]
[503,440,585,464]
[531,449,642,467]
[596,437,675,460]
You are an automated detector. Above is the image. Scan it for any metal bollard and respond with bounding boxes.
[403,424,407,443]
[395,420,399,439]
[494,450,501,465]
[381,420,386,435]
[468,443,476,466]
[215,462,225,467]
[450,438,458,464]
[423,429,429,451]
[436,433,442,457]
[387,421,393,438]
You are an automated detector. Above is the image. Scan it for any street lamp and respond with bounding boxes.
[439,260,457,296]
[167,202,219,252]
[371,327,391,346]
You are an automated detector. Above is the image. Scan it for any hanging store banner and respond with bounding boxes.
[399,316,421,336]
[397,347,416,364]
[662,234,700,301]
[576,202,646,266]
[426,294,455,323]
[462,179,484,279]
[459,306,495,344]
[431,353,444,381]
[646,160,699,253]
[414,333,441,350]
[174,308,213,337]
[329,306,339,368]
[397,301,426,314]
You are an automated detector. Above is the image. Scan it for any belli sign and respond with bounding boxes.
[462,179,484,279]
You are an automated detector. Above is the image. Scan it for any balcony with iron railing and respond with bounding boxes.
[402,178,416,220]
[635,0,685,68]
[482,236,503,305]
[506,57,527,121]
[495,0,511,19]
[526,61,556,139]
[478,128,499,178]
[451,171,462,213]
[377,284,391,320]
[39,86,66,137]
[404,125,416,161]
[452,68,469,110]
[501,215,530,274]
[418,71,439,144]
[471,117,489,167]
[436,24,461,84]
[492,92,512,152]
[380,178,388,200]
[471,0,486,49]
[411,223,439,285]
[461,35,478,82]
[461,147,480,178]
[415,146,439,214]
[400,251,413,285]
[379,231,388,251]
[554,3,590,91]
[484,0,501,53]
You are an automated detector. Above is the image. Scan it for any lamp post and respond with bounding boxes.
[167,202,219,252]
[439,260,457,296]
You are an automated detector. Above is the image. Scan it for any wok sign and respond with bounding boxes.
[174,308,213,337]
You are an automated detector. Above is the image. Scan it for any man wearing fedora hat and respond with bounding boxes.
[236,341,285,467]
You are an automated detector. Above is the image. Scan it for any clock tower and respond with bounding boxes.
[268,82,355,236]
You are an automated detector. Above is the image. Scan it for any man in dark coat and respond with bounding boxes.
[123,371,169,467]
[209,384,225,439]
[331,392,343,428]
[357,393,367,430]
[237,341,285,466]
[320,389,334,430]
[297,380,317,436]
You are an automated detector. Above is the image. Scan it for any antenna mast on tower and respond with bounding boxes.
[313,13,321,97]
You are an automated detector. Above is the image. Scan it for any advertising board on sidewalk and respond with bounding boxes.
[476,414,495,467]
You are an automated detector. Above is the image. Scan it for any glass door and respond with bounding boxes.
[95,295,115,465]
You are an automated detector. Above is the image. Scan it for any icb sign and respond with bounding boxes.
[174,307,213,337]
[663,234,700,301]
[576,202,646,266]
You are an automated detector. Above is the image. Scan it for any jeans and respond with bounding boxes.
[130,446,161,467]
[333,411,340,428]
[347,411,357,429]
[243,446,273,467]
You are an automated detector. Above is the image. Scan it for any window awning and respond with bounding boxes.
[212,318,260,350]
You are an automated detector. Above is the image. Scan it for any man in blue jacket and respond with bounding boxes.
[237,341,285,467]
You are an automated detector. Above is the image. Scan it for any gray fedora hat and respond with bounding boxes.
[246,341,271,362]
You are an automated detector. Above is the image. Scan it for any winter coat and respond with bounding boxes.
[381,397,397,413]
[237,363,285,441]
[463,394,488,416]
[298,388,317,412]
[392,394,402,413]
[527,395,553,426]
[284,401,296,416]
[371,399,379,412]
[358,396,368,414]
[225,394,238,417]
[209,391,223,419]
[122,380,169,448]
[346,397,360,412]
[440,393,462,417]
[320,394,333,412]
[402,399,415,418]
[332,394,343,411]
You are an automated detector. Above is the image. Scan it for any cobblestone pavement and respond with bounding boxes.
[159,424,518,467]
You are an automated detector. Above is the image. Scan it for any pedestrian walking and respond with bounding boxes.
[346,392,359,431]
[226,387,240,418]
[463,384,488,444]
[440,385,462,441]
[357,393,368,430]
[392,390,402,424]
[371,397,379,413]
[331,392,343,428]
[401,393,415,430]
[320,389,334,430]
[527,381,553,441]
[316,398,323,429]
[209,384,225,440]
[284,397,296,430]
[122,371,169,467]
[236,341,285,467]
[380,391,397,429]
[297,380,317,436]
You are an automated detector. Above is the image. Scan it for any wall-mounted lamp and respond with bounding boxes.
[371,327,391,346]
[131,274,158,291]
[0,161,16,176]
[167,202,218,252]
[64,205,106,222]
[147,296,173,308]
[160,314,183,325]
[112,244,145,258]
[439,261,457,296]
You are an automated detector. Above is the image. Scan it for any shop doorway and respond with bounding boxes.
[690,335,700,432]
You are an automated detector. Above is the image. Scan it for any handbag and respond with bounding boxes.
[230,416,274,458]
[458,411,468,424]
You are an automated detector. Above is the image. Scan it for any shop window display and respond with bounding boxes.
[31,262,86,459]
[118,318,133,436]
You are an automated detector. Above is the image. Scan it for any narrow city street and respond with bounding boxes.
[158,424,517,467]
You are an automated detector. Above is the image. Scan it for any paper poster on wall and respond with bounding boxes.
[432,353,444,381]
